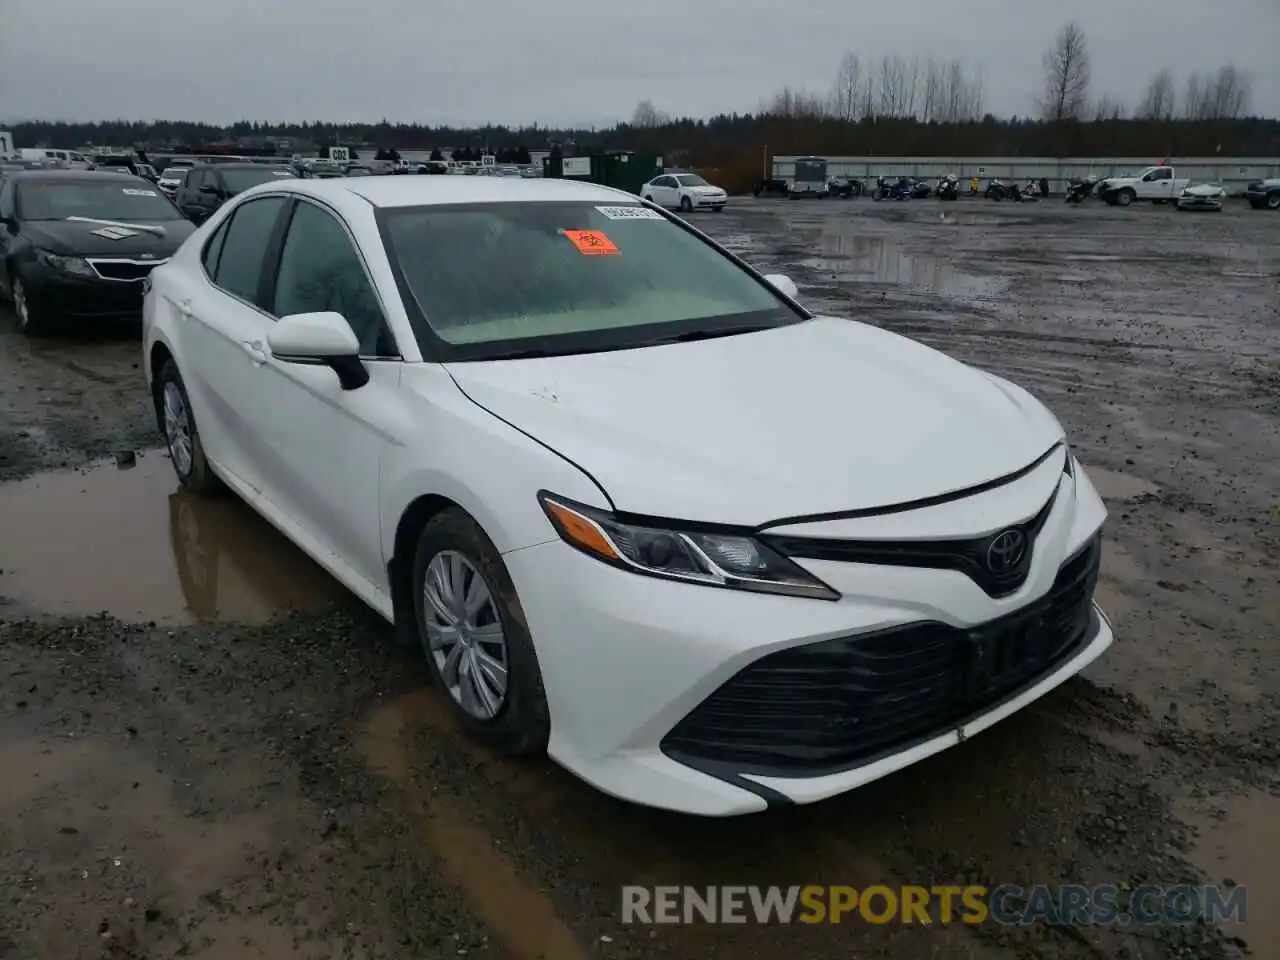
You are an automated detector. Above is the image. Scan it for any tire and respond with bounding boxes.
[412,508,550,756]
[1268,193,1280,211]
[872,189,883,201]
[1116,189,1135,207]
[155,359,221,494]
[679,196,692,212]
[11,273,49,336]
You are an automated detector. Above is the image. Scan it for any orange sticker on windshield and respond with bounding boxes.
[563,229,619,256]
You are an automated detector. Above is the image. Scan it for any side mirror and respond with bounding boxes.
[763,274,799,300]
[267,311,369,390]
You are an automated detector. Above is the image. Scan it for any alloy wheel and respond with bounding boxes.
[163,381,194,477]
[423,551,509,720]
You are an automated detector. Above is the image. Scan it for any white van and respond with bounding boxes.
[17,148,93,169]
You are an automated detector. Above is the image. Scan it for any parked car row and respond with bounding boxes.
[755,163,1277,213]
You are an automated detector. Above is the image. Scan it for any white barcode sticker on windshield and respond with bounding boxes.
[122,188,158,196]
[595,205,663,221]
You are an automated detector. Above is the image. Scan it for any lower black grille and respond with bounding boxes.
[661,535,1102,777]
[88,259,162,281]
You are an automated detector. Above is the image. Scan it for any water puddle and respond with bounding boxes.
[360,691,589,960]
[1183,790,1279,955]
[1082,466,1160,502]
[796,228,1000,299]
[0,453,340,623]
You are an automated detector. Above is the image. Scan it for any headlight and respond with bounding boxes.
[35,249,96,278]
[537,492,839,601]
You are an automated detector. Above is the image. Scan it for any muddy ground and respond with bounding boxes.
[1,197,1277,960]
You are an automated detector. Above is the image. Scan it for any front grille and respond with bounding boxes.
[87,259,165,282]
[661,534,1102,778]
[765,487,1058,598]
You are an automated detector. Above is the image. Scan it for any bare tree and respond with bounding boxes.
[1092,96,1127,121]
[830,51,863,121]
[630,100,670,127]
[1039,22,1091,120]
[760,87,829,119]
[876,55,911,117]
[1183,72,1208,119]
[1136,68,1177,120]
[903,57,922,119]
[919,59,943,123]
[961,65,986,120]
[1206,65,1252,118]
[860,70,878,119]
[1183,65,1253,119]
[930,59,985,122]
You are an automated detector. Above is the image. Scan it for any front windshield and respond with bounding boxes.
[16,180,184,221]
[676,174,708,187]
[222,168,297,193]
[161,166,191,178]
[381,201,800,360]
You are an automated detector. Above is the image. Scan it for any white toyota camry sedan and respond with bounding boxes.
[142,175,1112,816]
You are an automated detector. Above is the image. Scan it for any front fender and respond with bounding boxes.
[381,364,609,560]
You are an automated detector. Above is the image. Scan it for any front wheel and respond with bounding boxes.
[872,189,884,201]
[412,509,549,755]
[1116,189,1135,207]
[1267,194,1280,210]
[679,196,693,212]
[155,360,222,494]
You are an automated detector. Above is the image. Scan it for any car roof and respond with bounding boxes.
[189,162,283,170]
[265,175,639,208]
[8,170,153,184]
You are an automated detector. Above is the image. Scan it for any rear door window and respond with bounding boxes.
[209,196,287,307]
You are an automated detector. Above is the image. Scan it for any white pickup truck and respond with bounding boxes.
[1097,165,1190,206]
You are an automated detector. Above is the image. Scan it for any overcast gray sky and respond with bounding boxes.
[2,0,1276,126]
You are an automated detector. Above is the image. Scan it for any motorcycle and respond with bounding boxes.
[872,175,914,201]
[1065,175,1099,204]
[827,176,864,198]
[937,174,960,201]
[985,178,1010,200]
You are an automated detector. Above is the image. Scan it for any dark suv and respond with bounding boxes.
[174,162,297,223]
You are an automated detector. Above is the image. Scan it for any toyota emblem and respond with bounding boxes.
[985,529,1026,573]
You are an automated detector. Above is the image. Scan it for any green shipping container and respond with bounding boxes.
[544,151,664,196]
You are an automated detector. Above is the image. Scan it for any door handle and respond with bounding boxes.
[176,297,195,320]
[241,340,269,364]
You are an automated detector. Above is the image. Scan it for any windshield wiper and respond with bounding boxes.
[638,323,778,347]
[65,216,167,238]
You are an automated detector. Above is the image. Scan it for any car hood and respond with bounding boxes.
[444,316,1064,526]
[688,184,725,195]
[22,219,195,258]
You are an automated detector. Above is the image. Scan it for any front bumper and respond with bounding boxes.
[505,462,1112,815]
[692,194,727,208]
[21,261,156,321]
[1177,195,1223,210]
